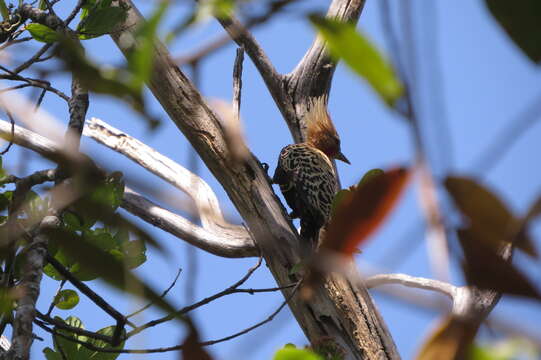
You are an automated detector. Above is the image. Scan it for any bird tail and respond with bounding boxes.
[300,219,320,250]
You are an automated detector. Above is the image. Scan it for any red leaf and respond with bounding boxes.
[445,176,538,258]
[180,323,213,360]
[458,228,541,300]
[323,167,409,255]
[416,316,479,360]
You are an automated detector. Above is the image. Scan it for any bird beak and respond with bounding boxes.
[335,151,351,164]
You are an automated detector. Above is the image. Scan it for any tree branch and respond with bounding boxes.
[122,188,257,258]
[0,118,257,258]
[6,216,57,360]
[365,273,456,299]
[109,1,399,358]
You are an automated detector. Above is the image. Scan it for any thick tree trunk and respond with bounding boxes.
[111,1,399,358]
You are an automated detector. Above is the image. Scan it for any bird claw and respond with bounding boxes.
[288,211,299,219]
[260,161,274,184]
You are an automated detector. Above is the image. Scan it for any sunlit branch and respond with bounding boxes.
[365,273,456,299]
[0,118,257,258]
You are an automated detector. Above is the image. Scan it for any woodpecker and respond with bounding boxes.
[272,97,350,246]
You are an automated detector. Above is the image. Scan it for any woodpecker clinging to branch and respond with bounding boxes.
[272,97,350,246]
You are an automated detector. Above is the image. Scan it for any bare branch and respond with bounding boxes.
[127,268,182,319]
[84,118,246,236]
[214,15,287,116]
[232,47,244,126]
[365,273,456,299]
[0,118,257,258]
[122,188,257,258]
[35,282,300,354]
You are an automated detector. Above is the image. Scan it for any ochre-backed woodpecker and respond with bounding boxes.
[272,97,350,246]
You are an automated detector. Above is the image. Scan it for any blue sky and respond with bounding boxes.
[3,0,541,359]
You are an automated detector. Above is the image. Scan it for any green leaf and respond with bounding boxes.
[56,37,158,127]
[0,191,12,212]
[62,211,82,230]
[309,15,403,107]
[485,0,541,63]
[78,7,127,39]
[0,156,6,183]
[45,227,181,318]
[469,344,507,360]
[113,228,129,246]
[196,0,235,21]
[80,0,97,20]
[0,288,16,316]
[128,1,168,90]
[21,190,49,225]
[274,346,323,360]
[119,239,147,269]
[54,289,80,310]
[331,189,352,216]
[86,325,125,360]
[43,347,63,360]
[0,1,9,22]
[25,23,60,43]
[88,172,125,210]
[84,229,116,252]
[53,316,85,358]
[358,168,385,187]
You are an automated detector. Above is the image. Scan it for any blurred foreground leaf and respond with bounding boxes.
[47,316,124,360]
[416,316,479,360]
[78,7,127,39]
[445,176,537,257]
[485,0,541,63]
[324,167,409,255]
[55,36,159,128]
[274,345,322,360]
[181,323,213,360]
[128,1,168,90]
[54,289,80,310]
[45,227,178,317]
[26,23,59,43]
[458,228,541,301]
[309,15,403,107]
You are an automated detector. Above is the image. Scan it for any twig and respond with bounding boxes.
[128,257,264,337]
[45,279,66,317]
[174,0,298,66]
[127,268,182,319]
[45,255,132,328]
[34,281,301,354]
[213,15,287,115]
[0,111,14,155]
[470,91,541,174]
[14,44,53,74]
[365,273,456,299]
[35,312,113,344]
[232,47,244,123]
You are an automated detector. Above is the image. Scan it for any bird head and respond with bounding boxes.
[305,97,350,164]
